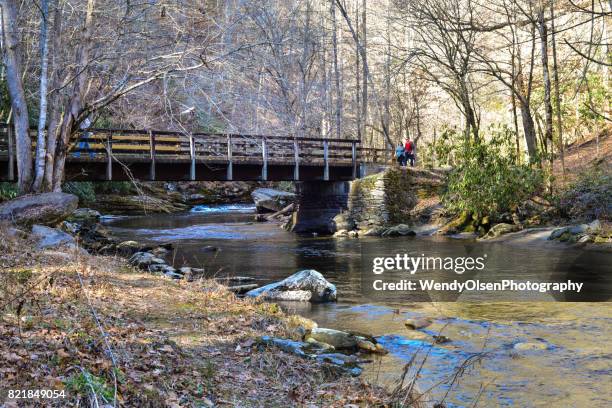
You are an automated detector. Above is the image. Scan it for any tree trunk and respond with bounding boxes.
[1,0,32,193]
[519,100,538,160]
[52,0,96,191]
[335,0,393,149]
[330,0,342,139]
[355,0,361,142]
[537,6,554,191]
[511,90,521,164]
[550,1,564,177]
[510,48,521,164]
[32,0,50,192]
[462,91,479,143]
[44,1,64,191]
[384,5,391,143]
[361,0,368,145]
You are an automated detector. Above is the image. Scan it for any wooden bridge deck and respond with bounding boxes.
[0,124,391,182]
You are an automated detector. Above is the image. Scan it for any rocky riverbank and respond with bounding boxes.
[62,181,294,215]
[0,193,431,407]
[320,166,611,250]
[0,231,403,406]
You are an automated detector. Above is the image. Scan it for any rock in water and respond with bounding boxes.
[381,224,416,237]
[549,226,570,240]
[116,241,143,256]
[356,339,378,352]
[513,341,548,351]
[432,335,451,344]
[245,269,336,302]
[404,317,433,330]
[333,229,349,237]
[361,227,386,236]
[251,188,296,212]
[482,223,520,239]
[0,193,78,226]
[129,252,166,269]
[306,328,357,349]
[148,264,177,275]
[31,225,76,249]
[67,208,101,223]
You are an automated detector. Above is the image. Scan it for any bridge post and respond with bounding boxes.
[293,138,299,181]
[261,137,268,181]
[351,141,357,179]
[149,130,156,181]
[227,134,233,181]
[189,133,196,181]
[7,123,15,181]
[323,139,329,181]
[105,132,112,181]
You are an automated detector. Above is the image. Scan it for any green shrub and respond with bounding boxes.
[94,181,135,195]
[0,182,18,202]
[425,126,463,167]
[443,134,544,221]
[63,182,96,204]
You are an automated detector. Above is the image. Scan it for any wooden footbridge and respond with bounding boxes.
[0,124,390,182]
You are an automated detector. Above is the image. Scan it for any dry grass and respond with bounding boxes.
[0,225,391,407]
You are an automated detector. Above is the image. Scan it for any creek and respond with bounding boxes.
[103,204,612,407]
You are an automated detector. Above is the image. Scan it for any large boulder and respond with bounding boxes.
[251,188,296,212]
[246,269,337,302]
[0,193,78,226]
[31,225,76,249]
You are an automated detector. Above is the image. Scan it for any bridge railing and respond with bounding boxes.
[0,124,393,181]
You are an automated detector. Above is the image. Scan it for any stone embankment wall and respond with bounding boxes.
[290,167,447,234]
[339,167,447,232]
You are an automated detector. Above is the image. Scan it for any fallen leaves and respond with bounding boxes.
[0,232,390,407]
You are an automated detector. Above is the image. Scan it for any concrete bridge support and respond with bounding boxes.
[291,181,350,234]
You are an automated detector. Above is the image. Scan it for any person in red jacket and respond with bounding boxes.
[404,137,415,167]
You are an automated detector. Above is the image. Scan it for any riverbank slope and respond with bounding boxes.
[0,227,402,407]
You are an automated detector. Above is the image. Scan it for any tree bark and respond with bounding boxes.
[1,0,32,193]
[44,1,63,191]
[32,0,50,192]
[52,0,95,191]
[550,1,564,176]
[330,0,342,139]
[537,4,554,190]
[361,0,368,145]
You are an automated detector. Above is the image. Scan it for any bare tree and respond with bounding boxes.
[0,0,32,192]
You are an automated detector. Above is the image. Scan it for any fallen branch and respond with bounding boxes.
[266,203,295,221]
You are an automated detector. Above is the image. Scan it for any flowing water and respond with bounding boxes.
[104,205,612,407]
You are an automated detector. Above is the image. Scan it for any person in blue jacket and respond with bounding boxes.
[395,142,406,166]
